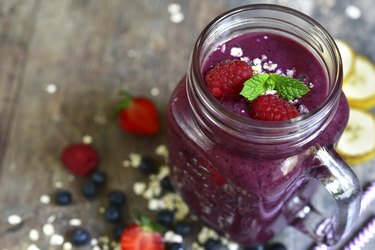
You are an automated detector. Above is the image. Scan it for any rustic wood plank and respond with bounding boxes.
[0,0,39,172]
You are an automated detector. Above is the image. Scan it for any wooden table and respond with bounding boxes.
[0,0,374,249]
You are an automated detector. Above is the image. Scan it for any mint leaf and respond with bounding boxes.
[271,74,310,101]
[240,74,270,101]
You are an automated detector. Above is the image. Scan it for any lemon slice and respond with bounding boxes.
[337,108,375,165]
[342,55,375,109]
[335,39,356,81]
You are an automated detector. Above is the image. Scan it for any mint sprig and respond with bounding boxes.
[240,73,310,101]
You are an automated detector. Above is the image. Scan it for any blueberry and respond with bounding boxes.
[113,224,126,241]
[267,243,287,250]
[174,221,193,236]
[108,190,126,207]
[139,156,156,174]
[160,176,174,192]
[82,181,98,199]
[243,244,265,250]
[55,190,72,205]
[91,170,107,186]
[156,209,174,227]
[168,242,185,250]
[71,227,90,246]
[105,206,122,223]
[204,239,227,250]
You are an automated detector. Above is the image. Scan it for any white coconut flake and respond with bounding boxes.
[91,238,99,246]
[167,3,181,14]
[69,218,82,226]
[46,84,57,94]
[345,5,361,19]
[7,214,22,225]
[170,12,184,23]
[29,229,40,241]
[129,153,141,168]
[82,135,93,144]
[42,223,55,236]
[54,181,63,189]
[134,182,147,195]
[286,69,296,77]
[230,47,243,57]
[27,244,40,250]
[40,195,51,204]
[50,234,64,246]
[151,87,160,96]
[63,242,73,250]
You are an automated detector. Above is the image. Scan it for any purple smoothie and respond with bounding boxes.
[167,32,349,245]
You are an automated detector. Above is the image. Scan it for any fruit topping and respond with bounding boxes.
[55,190,73,206]
[249,95,299,121]
[204,60,252,100]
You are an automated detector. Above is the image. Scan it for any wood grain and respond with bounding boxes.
[0,0,374,249]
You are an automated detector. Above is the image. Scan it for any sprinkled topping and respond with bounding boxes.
[7,214,22,225]
[91,238,99,246]
[170,12,184,23]
[167,3,181,14]
[133,182,147,195]
[47,214,57,224]
[29,229,40,241]
[129,153,141,168]
[155,144,169,158]
[46,84,57,94]
[69,218,82,226]
[345,5,361,19]
[286,69,296,77]
[151,87,160,96]
[27,244,40,250]
[230,47,243,57]
[54,181,63,189]
[82,135,93,144]
[42,223,55,236]
[62,242,73,250]
[50,234,65,246]
[40,195,51,204]
[122,159,131,167]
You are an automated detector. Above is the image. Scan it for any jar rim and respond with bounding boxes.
[190,4,343,132]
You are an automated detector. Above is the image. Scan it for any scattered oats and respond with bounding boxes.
[91,238,99,246]
[228,241,240,250]
[148,199,163,210]
[170,12,184,23]
[92,246,101,250]
[252,58,262,65]
[122,160,131,168]
[240,56,250,63]
[268,63,278,71]
[198,227,218,243]
[164,231,175,242]
[93,114,107,124]
[46,84,57,94]
[167,3,181,14]
[54,181,63,189]
[69,218,82,226]
[345,5,361,19]
[276,69,283,75]
[29,229,40,241]
[50,234,64,246]
[175,201,190,220]
[286,69,296,77]
[192,242,203,250]
[7,214,22,225]
[151,87,160,96]
[230,47,243,57]
[27,244,40,250]
[142,188,154,200]
[99,207,106,214]
[157,166,170,179]
[82,135,93,144]
[62,242,73,250]
[42,223,55,236]
[129,153,141,168]
[40,195,51,204]
[261,55,268,61]
[155,144,169,158]
[133,182,147,195]
[251,64,263,75]
[99,236,110,243]
[47,215,57,224]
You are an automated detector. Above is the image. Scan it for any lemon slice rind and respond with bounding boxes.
[335,39,356,81]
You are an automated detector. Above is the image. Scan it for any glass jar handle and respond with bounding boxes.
[297,145,362,246]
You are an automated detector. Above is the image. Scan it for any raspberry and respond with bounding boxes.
[204,60,252,100]
[249,95,300,121]
[61,144,99,176]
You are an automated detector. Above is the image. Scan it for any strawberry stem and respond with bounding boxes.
[113,90,133,117]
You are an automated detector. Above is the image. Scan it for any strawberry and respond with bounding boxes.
[116,91,160,136]
[61,144,99,176]
[249,94,299,121]
[204,59,252,100]
[121,216,164,250]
